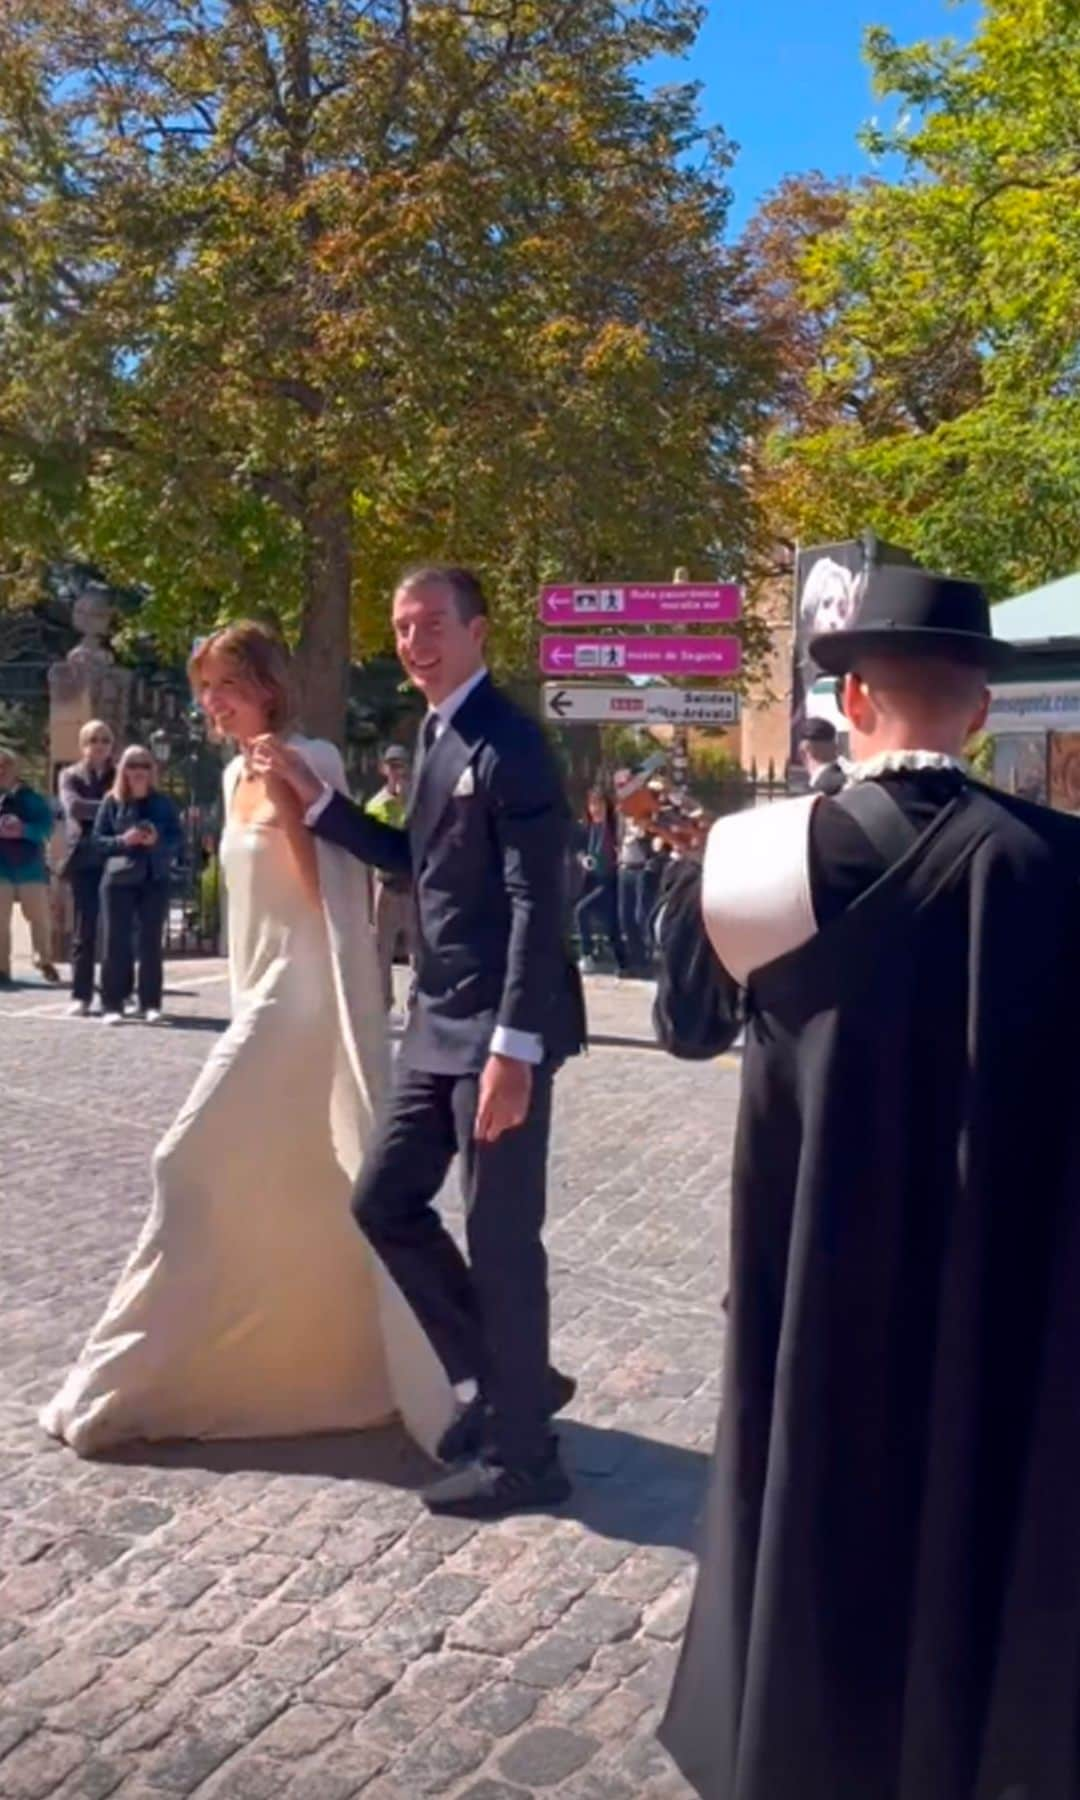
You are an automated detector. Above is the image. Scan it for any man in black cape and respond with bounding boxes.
[654,567,1080,1800]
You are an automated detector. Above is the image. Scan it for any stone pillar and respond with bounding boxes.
[47,586,132,768]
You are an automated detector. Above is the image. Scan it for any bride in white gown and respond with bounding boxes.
[41,622,453,1459]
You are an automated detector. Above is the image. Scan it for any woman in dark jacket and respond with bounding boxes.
[94,746,182,1025]
[573,788,626,974]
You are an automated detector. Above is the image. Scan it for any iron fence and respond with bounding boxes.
[0,663,50,791]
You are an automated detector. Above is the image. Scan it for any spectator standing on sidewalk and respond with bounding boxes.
[574,787,624,974]
[617,814,651,975]
[0,747,60,988]
[58,719,116,1016]
[365,744,415,1013]
[799,716,848,794]
[95,746,182,1026]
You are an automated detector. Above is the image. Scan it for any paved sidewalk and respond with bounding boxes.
[1,957,737,1799]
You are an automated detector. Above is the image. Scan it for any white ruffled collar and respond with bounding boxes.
[847,750,968,784]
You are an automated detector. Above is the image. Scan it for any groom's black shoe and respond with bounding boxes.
[436,1393,488,1467]
[423,1444,572,1518]
[436,1368,577,1466]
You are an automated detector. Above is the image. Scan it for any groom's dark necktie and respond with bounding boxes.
[413,711,440,787]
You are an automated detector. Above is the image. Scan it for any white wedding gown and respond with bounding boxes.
[40,738,453,1459]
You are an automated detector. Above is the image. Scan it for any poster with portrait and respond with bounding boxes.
[791,533,919,762]
[1048,732,1080,814]
[992,734,1048,805]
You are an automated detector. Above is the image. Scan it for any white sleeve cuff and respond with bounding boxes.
[490,1026,544,1065]
[304,783,334,827]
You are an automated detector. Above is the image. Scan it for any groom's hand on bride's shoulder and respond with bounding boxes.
[250,735,323,809]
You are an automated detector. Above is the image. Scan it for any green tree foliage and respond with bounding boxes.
[739,172,857,568]
[0,0,768,737]
[747,0,1080,594]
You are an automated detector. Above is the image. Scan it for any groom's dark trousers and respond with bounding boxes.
[354,1063,555,1467]
[310,675,585,1469]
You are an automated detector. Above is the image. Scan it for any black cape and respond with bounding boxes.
[659,784,1080,1800]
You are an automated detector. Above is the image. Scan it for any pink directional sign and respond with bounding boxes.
[540,636,741,678]
[540,583,741,625]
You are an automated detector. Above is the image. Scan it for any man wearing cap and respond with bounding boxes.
[798,714,847,795]
[655,567,1080,1800]
[364,745,415,1013]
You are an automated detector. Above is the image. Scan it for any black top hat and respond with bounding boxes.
[809,566,1014,676]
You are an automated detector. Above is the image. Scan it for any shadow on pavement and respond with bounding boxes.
[560,1421,707,1551]
[158,1014,229,1034]
[99,1419,709,1551]
[100,1419,431,1490]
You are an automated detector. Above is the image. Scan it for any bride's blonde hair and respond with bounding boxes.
[189,621,295,736]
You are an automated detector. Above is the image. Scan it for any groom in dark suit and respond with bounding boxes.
[255,566,585,1516]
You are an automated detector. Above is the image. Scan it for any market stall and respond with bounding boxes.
[988,571,1080,810]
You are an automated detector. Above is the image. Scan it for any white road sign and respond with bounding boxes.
[542,685,741,727]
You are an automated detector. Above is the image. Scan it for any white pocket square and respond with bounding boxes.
[452,766,475,797]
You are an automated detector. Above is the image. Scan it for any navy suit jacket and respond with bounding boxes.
[311,676,586,1074]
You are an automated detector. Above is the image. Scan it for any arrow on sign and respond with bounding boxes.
[542,685,742,726]
[540,583,742,625]
[547,642,576,670]
[540,635,741,679]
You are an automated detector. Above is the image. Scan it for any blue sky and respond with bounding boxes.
[649,0,977,234]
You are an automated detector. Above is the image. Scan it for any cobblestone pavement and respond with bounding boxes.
[2,951,738,1799]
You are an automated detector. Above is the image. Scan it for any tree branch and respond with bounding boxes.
[226,0,289,130]
[260,376,326,418]
[248,470,307,520]
[969,159,1080,227]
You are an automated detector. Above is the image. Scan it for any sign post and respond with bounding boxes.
[539,635,740,679]
[540,583,741,625]
[669,566,692,787]
[536,571,744,793]
[542,686,741,727]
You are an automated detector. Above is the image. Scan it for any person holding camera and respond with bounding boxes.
[94,746,182,1025]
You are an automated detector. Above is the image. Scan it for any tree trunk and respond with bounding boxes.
[295,503,352,745]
